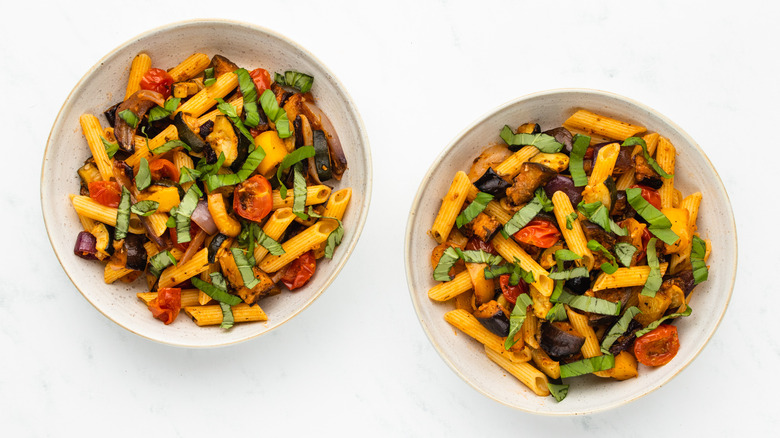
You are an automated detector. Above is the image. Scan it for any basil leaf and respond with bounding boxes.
[230,248,260,289]
[203,143,266,191]
[483,264,514,279]
[136,158,151,191]
[547,381,569,402]
[456,192,494,228]
[510,260,535,285]
[148,250,176,278]
[191,275,243,306]
[210,271,228,292]
[153,139,191,155]
[215,98,255,145]
[306,207,345,259]
[635,305,692,337]
[552,288,620,316]
[587,239,618,274]
[114,186,131,240]
[565,211,578,230]
[259,89,291,139]
[118,109,139,128]
[503,188,547,235]
[292,163,308,220]
[130,200,158,217]
[203,67,215,87]
[179,167,201,185]
[234,68,260,128]
[550,280,564,302]
[433,247,460,282]
[625,188,679,245]
[640,237,663,297]
[257,229,285,256]
[500,125,563,153]
[219,302,234,329]
[101,136,119,158]
[577,201,626,236]
[276,70,314,93]
[554,249,581,262]
[165,207,177,228]
[623,137,672,179]
[600,306,642,354]
[175,186,200,244]
[545,303,568,322]
[276,146,316,199]
[548,266,589,280]
[569,134,590,187]
[690,236,709,284]
[504,293,534,350]
[457,249,503,266]
[614,242,637,268]
[560,354,615,378]
[148,97,181,122]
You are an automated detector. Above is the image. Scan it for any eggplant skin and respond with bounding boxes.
[124,234,148,271]
[474,167,510,198]
[474,301,510,337]
[540,321,586,360]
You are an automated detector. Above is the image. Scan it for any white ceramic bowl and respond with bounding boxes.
[42,19,372,347]
[405,89,736,414]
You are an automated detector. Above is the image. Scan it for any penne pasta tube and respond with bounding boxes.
[428,270,473,301]
[174,72,239,118]
[490,233,553,296]
[494,145,539,179]
[566,305,611,377]
[259,220,339,273]
[272,185,332,210]
[167,53,210,82]
[485,346,550,396]
[158,249,209,289]
[71,195,144,234]
[125,53,151,99]
[184,303,268,326]
[444,310,528,363]
[127,125,179,167]
[197,95,244,126]
[564,109,646,141]
[253,208,296,263]
[531,348,561,380]
[588,143,620,187]
[467,185,512,224]
[430,171,471,244]
[323,188,352,220]
[137,289,203,307]
[592,263,669,291]
[104,264,134,284]
[79,114,113,181]
[551,191,594,270]
[656,137,676,209]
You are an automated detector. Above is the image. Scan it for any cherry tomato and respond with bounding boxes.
[233,175,273,222]
[499,274,529,305]
[631,184,662,210]
[249,68,272,95]
[465,237,498,255]
[148,158,180,182]
[88,181,122,207]
[281,250,316,291]
[634,227,654,261]
[169,223,201,252]
[139,68,174,99]
[148,287,181,325]
[513,219,561,248]
[584,146,594,160]
[633,324,680,366]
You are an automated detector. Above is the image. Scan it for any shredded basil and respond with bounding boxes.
[179,167,200,185]
[546,303,568,322]
[503,188,550,235]
[614,242,637,268]
[203,144,266,191]
[552,288,620,316]
[215,98,255,145]
[101,136,119,158]
[569,134,590,187]
[165,207,177,228]
[175,186,201,244]
[548,266,589,280]
[625,188,679,245]
[306,207,345,259]
[130,200,158,217]
[219,302,234,329]
[114,186,131,240]
[148,250,176,278]
[203,67,216,87]
[587,240,618,274]
[635,305,692,337]
[623,137,672,179]
[257,229,285,256]
[191,275,243,306]
[291,163,309,220]
[136,158,151,191]
[153,139,191,155]
[500,125,563,153]
[690,236,709,284]
[456,192,494,228]
[548,381,569,402]
[554,249,581,262]
[504,293,534,350]
[259,89,291,138]
[457,249,503,266]
[600,306,642,354]
[230,248,260,289]
[148,97,181,122]
[234,68,260,128]
[433,247,460,282]
[560,354,615,378]
[577,201,626,236]
[565,211,578,230]
[277,146,316,199]
[640,237,663,297]
[275,70,314,93]
[118,109,139,128]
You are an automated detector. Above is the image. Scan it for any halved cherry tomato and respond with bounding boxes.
[88,181,122,207]
[465,237,498,255]
[635,227,653,261]
[148,158,180,182]
[281,250,316,291]
[630,184,662,210]
[499,274,529,305]
[148,287,181,325]
[513,219,561,248]
[139,68,174,99]
[233,175,273,222]
[249,68,272,95]
[633,324,680,366]
[169,223,201,252]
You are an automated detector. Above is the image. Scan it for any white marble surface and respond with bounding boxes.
[2,1,777,435]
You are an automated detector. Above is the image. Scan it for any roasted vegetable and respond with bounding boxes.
[74,231,98,260]
[634,154,663,189]
[114,90,165,152]
[517,122,541,134]
[229,123,252,173]
[544,175,582,207]
[312,130,332,181]
[506,162,557,205]
[531,153,569,173]
[565,276,590,295]
[543,127,573,153]
[173,112,207,153]
[474,300,510,337]
[473,167,510,198]
[540,321,586,360]
[207,233,229,263]
[607,319,642,356]
[124,234,148,271]
[210,55,239,78]
[91,223,114,259]
[236,267,277,305]
[461,212,501,242]
[207,115,239,166]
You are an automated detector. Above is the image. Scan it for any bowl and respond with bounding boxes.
[41,19,372,347]
[404,89,736,414]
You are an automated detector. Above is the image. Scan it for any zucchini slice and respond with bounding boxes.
[313,130,332,181]
[173,112,207,153]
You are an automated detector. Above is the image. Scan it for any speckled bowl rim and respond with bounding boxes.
[404,88,737,414]
[41,19,372,348]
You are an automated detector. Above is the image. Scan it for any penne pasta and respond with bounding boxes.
[184,303,268,326]
[272,185,332,210]
[79,114,113,181]
[259,220,339,273]
[592,263,669,291]
[125,53,151,99]
[551,191,594,270]
[174,72,239,118]
[564,109,646,141]
[167,53,210,82]
[485,346,550,396]
[656,137,676,209]
[444,310,529,363]
[430,171,471,244]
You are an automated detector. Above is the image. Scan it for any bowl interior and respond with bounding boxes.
[405,89,736,414]
[42,20,371,347]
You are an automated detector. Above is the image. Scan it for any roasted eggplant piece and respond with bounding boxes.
[206,115,239,166]
[474,300,510,337]
[74,231,99,260]
[199,119,214,138]
[610,190,628,218]
[207,233,229,263]
[506,162,557,205]
[664,269,696,297]
[114,90,165,152]
[581,220,616,249]
[633,154,663,189]
[229,124,252,173]
[173,112,208,153]
[461,212,502,242]
[313,130,333,181]
[104,102,121,128]
[300,100,347,180]
[210,55,239,78]
[540,321,586,361]
[607,319,642,355]
[565,276,591,295]
[474,167,511,198]
[236,268,277,305]
[517,122,541,135]
[124,234,148,271]
[544,175,583,207]
[543,127,573,153]
[588,287,633,326]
